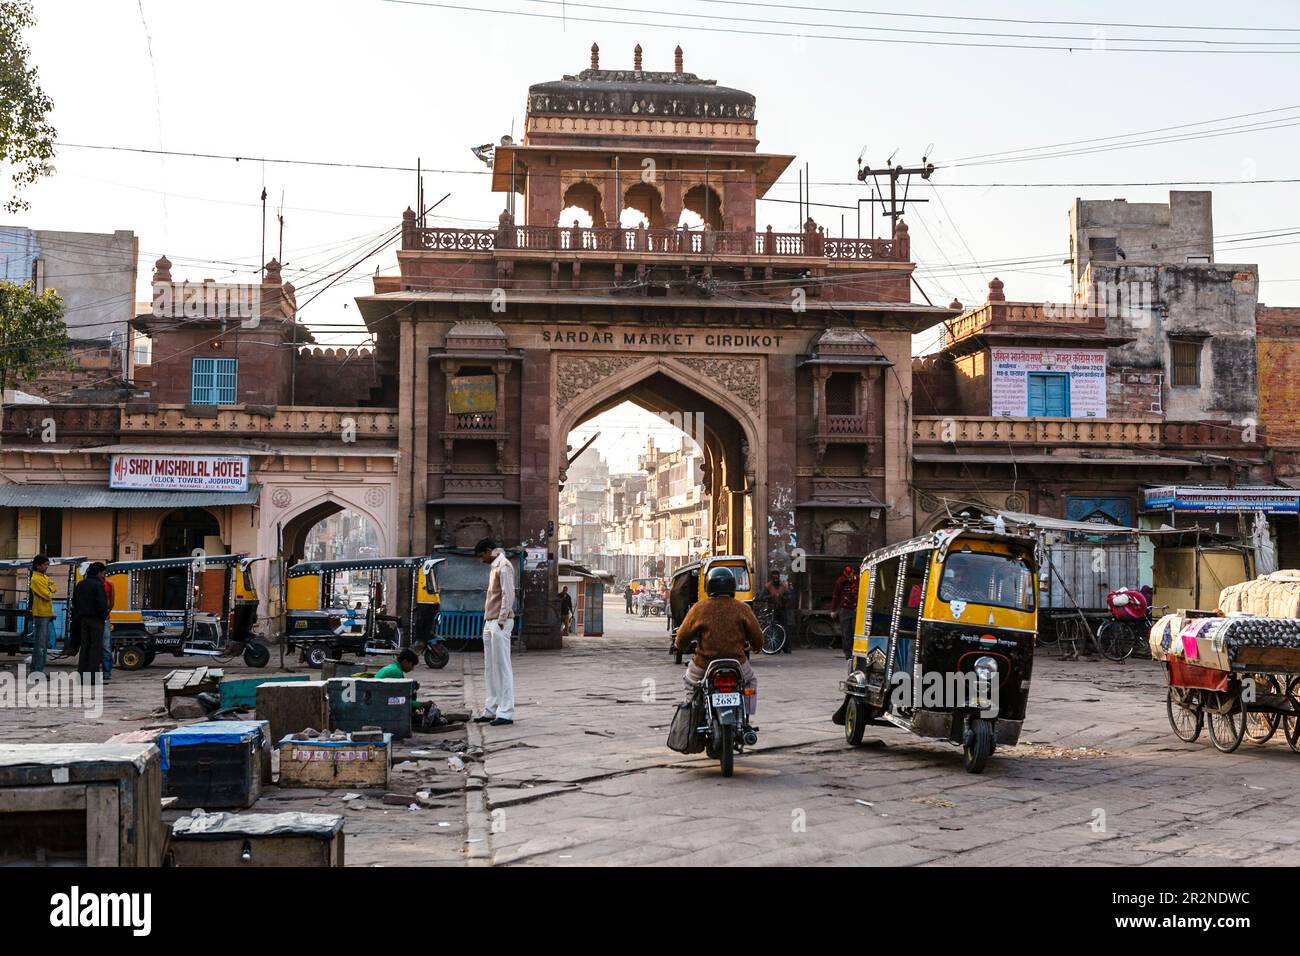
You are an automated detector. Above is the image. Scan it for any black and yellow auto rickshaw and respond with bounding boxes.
[284,556,444,669]
[0,556,87,659]
[106,554,269,670]
[832,527,1038,773]
[668,554,755,664]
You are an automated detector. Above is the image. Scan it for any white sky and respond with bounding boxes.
[13,0,1300,366]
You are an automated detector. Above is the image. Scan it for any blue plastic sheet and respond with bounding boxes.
[158,720,269,771]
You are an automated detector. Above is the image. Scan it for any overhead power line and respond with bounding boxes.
[384,0,1300,53]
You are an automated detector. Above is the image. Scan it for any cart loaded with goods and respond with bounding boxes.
[1153,570,1300,753]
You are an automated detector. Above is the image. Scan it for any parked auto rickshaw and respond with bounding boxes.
[668,555,755,664]
[284,556,445,669]
[832,527,1038,773]
[0,556,87,660]
[107,554,270,670]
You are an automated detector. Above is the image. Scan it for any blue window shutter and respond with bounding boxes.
[191,357,238,405]
[191,357,214,404]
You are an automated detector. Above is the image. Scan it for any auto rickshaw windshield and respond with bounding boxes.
[716,564,750,592]
[938,549,1034,612]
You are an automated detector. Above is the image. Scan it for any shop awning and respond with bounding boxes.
[0,484,262,509]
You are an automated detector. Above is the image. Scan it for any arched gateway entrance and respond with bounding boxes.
[555,360,761,565]
[356,47,943,648]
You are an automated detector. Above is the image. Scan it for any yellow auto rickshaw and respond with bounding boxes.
[668,554,755,664]
[832,527,1038,773]
[284,556,444,669]
[106,554,269,670]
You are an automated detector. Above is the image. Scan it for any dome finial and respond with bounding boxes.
[634,43,643,71]
[590,43,599,69]
[674,45,683,73]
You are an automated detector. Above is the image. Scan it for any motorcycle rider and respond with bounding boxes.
[675,566,762,726]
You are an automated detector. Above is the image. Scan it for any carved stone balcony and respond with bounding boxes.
[910,416,1253,448]
[121,405,398,440]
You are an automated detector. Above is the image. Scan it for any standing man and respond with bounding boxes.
[559,585,574,637]
[28,555,56,675]
[764,570,792,655]
[73,562,109,684]
[473,538,515,726]
[624,582,634,615]
[831,564,860,660]
[101,569,116,681]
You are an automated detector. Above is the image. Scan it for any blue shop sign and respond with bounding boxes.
[1143,485,1300,514]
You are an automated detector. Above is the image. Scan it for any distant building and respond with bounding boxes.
[0,226,139,397]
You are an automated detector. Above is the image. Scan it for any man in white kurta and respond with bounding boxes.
[473,538,516,725]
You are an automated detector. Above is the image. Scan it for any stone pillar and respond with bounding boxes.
[765,353,798,580]
[520,348,560,649]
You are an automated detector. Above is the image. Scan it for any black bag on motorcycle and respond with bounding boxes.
[667,687,706,754]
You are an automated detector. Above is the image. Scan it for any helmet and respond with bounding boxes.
[704,566,737,597]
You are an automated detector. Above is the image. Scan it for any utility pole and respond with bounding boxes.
[855,156,935,235]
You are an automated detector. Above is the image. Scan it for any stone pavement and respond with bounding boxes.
[461,597,1300,866]
[7,604,1300,867]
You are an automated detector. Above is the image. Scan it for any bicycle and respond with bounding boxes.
[754,603,787,655]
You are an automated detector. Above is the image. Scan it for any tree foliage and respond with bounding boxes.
[0,280,68,395]
[0,1,56,213]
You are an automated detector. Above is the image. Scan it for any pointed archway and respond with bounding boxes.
[552,354,767,575]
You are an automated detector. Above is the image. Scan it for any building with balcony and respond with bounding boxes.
[356,44,952,646]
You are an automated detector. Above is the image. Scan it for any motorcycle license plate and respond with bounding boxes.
[711,692,742,708]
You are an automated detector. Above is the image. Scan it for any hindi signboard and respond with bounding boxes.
[990,347,1107,418]
[110,454,250,493]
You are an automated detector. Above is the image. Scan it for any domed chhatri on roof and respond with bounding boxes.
[527,44,756,121]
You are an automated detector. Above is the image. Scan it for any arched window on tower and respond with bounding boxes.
[558,182,605,228]
[682,184,723,231]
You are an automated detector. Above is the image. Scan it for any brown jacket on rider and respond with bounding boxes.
[674,596,764,670]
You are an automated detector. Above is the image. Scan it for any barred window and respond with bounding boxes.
[191,357,238,404]
[1170,340,1201,388]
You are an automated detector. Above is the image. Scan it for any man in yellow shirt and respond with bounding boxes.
[29,555,57,675]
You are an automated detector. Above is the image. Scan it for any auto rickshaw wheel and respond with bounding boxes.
[305,642,331,669]
[243,641,271,668]
[844,697,867,746]
[963,718,995,774]
[424,643,450,669]
[118,644,148,671]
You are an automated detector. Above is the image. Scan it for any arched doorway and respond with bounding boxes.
[556,361,762,582]
[280,499,386,567]
[621,182,664,228]
[682,184,723,231]
[559,181,606,228]
[148,508,221,558]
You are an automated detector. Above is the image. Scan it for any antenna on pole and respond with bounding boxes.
[277,191,285,265]
[856,150,935,229]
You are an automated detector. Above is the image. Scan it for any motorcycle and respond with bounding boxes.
[699,657,758,777]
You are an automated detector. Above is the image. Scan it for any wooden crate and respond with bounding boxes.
[327,678,414,739]
[255,680,328,743]
[277,735,392,789]
[220,674,309,710]
[160,722,268,810]
[162,667,223,716]
[167,811,344,867]
[0,743,164,867]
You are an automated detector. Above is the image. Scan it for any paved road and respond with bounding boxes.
[6,599,1300,866]
[464,597,1300,866]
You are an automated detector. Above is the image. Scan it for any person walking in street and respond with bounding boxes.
[559,585,574,637]
[73,562,109,684]
[473,538,516,726]
[101,570,116,681]
[831,564,860,660]
[28,555,57,675]
[765,570,792,654]
[624,582,634,615]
